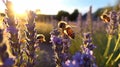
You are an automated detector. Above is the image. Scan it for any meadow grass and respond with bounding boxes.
[35,22,53,43]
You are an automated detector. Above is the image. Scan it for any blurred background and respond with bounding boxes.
[0,0,120,67]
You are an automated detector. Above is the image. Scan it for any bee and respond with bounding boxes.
[0,13,6,17]
[58,21,75,39]
[58,21,67,29]
[100,9,110,23]
[100,14,110,23]
[36,34,46,43]
[64,25,75,39]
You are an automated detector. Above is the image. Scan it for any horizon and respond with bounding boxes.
[0,0,117,15]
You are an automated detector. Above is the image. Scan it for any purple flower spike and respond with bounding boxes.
[50,29,60,36]
[83,32,91,39]
[53,37,63,45]
[87,44,96,50]
[110,10,117,20]
[101,10,119,35]
[7,26,18,34]
[4,58,15,66]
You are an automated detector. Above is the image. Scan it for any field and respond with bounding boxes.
[0,17,119,67]
[0,0,120,67]
[34,21,119,67]
[0,12,120,67]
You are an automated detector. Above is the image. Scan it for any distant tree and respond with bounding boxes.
[56,10,70,21]
[92,8,104,20]
[82,13,87,20]
[69,9,79,21]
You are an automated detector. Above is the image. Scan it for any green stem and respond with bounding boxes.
[103,35,112,57]
[111,54,120,65]
[106,34,120,65]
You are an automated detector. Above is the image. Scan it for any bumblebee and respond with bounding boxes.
[64,25,75,39]
[100,14,110,23]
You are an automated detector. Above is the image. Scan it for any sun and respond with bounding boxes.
[13,7,26,14]
[10,0,36,14]
[12,0,29,14]
[2,0,63,15]
[11,0,47,15]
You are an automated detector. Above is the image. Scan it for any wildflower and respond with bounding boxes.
[50,28,63,66]
[60,30,96,67]
[51,21,75,67]
[50,29,62,45]
[65,60,71,66]
[83,32,93,49]
[82,32,96,56]
[3,58,15,66]
[26,23,35,32]
[101,10,119,35]
[50,29,62,46]
[83,32,91,39]
[6,26,18,34]
[87,44,96,50]
[0,32,15,66]
[62,51,97,67]
[72,51,82,61]
[62,35,71,60]
[50,29,60,36]
[25,10,38,67]
[27,11,37,21]
[110,10,117,21]
[53,37,62,45]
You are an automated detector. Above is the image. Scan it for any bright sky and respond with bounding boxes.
[0,0,117,15]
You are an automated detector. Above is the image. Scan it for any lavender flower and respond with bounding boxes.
[25,10,37,67]
[58,21,72,62]
[2,0,22,66]
[51,21,75,67]
[58,21,73,61]
[101,10,119,35]
[62,51,97,67]
[0,29,15,66]
[101,10,120,66]
[62,32,97,67]
[50,29,62,45]
[82,32,96,51]
[62,60,72,67]
[6,26,18,34]
[87,44,96,50]
[50,29,63,66]
[3,58,15,66]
